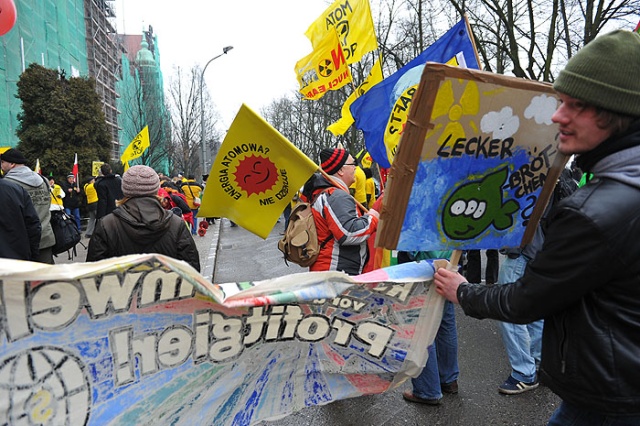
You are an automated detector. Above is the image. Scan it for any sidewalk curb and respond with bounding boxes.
[201,220,222,283]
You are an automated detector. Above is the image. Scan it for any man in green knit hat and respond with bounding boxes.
[433,30,640,424]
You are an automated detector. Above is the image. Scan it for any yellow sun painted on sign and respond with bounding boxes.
[425,79,481,157]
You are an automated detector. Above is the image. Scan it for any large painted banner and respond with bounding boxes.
[0,255,442,425]
[377,63,568,252]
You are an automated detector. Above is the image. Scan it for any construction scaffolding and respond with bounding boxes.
[0,0,169,169]
[84,0,121,159]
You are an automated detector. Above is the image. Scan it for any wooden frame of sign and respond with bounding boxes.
[376,62,569,251]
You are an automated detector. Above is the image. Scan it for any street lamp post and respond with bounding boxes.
[200,45,233,176]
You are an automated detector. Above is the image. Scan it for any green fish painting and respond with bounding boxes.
[442,168,519,240]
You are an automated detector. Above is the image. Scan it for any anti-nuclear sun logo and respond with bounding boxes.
[234,155,279,196]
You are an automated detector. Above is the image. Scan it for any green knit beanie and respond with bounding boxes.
[554,30,640,117]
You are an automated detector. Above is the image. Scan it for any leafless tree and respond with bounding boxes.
[445,0,639,81]
[118,68,171,172]
[263,0,639,166]
[166,65,222,178]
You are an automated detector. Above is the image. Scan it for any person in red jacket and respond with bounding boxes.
[301,148,379,275]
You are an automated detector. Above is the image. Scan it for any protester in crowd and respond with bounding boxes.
[95,163,123,220]
[1,148,55,264]
[0,177,41,261]
[48,175,65,211]
[301,148,379,275]
[433,30,640,424]
[86,165,200,271]
[200,173,216,225]
[465,249,499,285]
[83,176,98,238]
[363,167,377,208]
[348,162,367,208]
[61,173,82,230]
[180,174,204,235]
[160,182,193,229]
[399,250,459,406]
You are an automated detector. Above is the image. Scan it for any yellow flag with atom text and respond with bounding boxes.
[305,0,378,65]
[295,29,352,100]
[120,126,150,170]
[198,105,318,239]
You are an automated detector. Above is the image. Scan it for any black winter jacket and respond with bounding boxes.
[95,174,124,219]
[60,179,82,209]
[457,125,640,416]
[0,178,41,260]
[86,197,200,271]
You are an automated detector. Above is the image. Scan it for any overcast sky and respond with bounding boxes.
[112,0,331,129]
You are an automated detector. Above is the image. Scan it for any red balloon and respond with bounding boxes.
[0,0,17,37]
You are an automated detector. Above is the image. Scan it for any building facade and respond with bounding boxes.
[0,0,168,171]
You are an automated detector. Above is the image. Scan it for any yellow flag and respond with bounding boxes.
[327,57,383,135]
[199,105,318,239]
[92,161,104,176]
[120,126,150,164]
[295,29,352,100]
[305,0,378,65]
[356,148,374,169]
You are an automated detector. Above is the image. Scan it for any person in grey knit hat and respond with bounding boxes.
[86,165,200,271]
[433,30,640,424]
[121,165,160,197]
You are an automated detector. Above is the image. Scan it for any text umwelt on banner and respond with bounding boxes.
[0,255,443,426]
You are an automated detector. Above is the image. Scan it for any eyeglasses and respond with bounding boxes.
[343,162,357,166]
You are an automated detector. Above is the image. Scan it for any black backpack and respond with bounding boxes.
[49,209,82,259]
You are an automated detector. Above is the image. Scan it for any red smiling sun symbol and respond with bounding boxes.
[234,155,279,196]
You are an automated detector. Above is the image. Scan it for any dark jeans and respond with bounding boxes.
[548,401,640,426]
[465,249,499,284]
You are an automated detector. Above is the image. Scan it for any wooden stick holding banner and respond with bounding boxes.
[520,151,569,245]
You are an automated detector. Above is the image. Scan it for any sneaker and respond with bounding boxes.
[441,380,458,394]
[498,376,539,395]
[402,390,441,406]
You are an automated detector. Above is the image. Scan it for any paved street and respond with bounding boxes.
[62,218,560,426]
[213,219,561,426]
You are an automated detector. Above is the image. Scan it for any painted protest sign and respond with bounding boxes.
[0,255,442,425]
[377,63,568,251]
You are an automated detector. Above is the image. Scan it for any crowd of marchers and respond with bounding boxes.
[1,29,640,426]
[0,153,205,272]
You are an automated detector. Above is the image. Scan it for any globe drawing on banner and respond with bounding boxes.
[0,347,91,425]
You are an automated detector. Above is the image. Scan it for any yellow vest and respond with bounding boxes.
[365,177,377,206]
[84,182,98,204]
[50,183,64,207]
[349,166,367,205]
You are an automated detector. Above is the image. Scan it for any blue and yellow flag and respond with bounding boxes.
[199,105,318,239]
[327,57,383,136]
[350,19,479,168]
